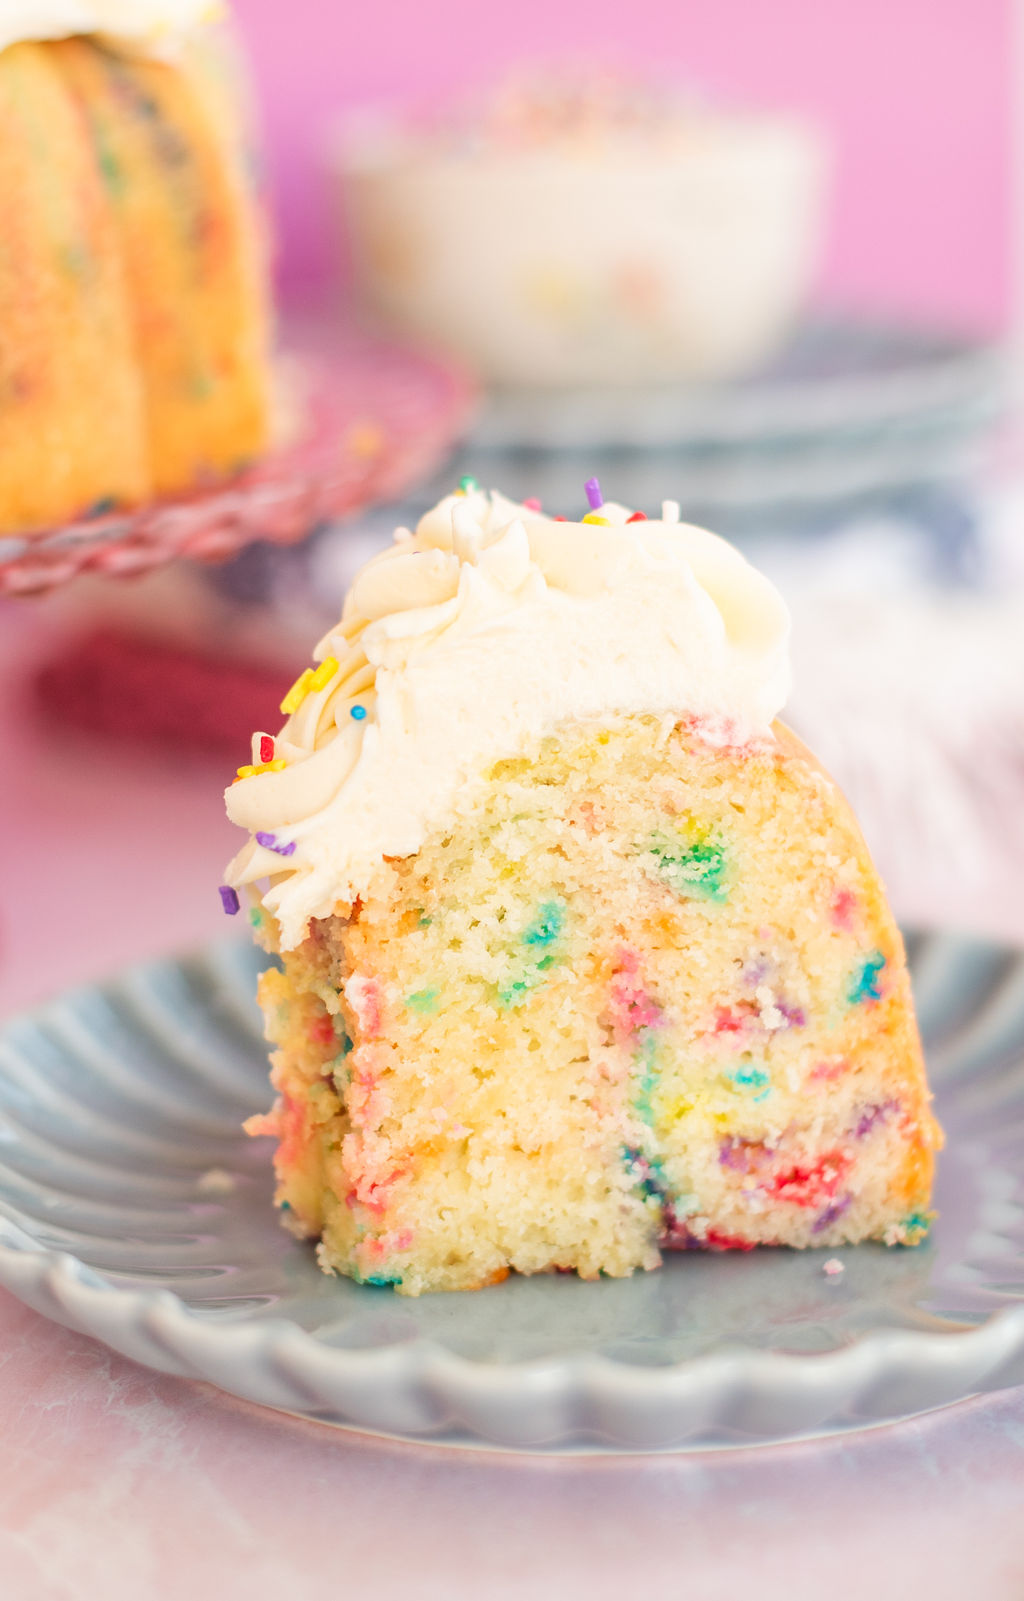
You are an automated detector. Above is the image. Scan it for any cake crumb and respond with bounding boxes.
[198,1168,236,1196]
[822,1257,845,1278]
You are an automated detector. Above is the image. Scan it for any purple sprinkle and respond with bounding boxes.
[812,1194,853,1234]
[584,476,604,510]
[660,1207,698,1246]
[719,1136,749,1172]
[855,1099,899,1140]
[779,1002,807,1029]
[219,885,240,916]
[719,1135,771,1174]
[255,831,297,858]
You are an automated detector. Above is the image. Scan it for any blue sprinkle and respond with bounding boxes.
[218,885,240,916]
[848,951,886,1005]
[255,831,296,857]
[350,705,367,721]
[727,1065,771,1101]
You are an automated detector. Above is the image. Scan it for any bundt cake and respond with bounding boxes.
[0,8,269,536]
[222,483,942,1296]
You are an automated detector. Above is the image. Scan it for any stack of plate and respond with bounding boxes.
[431,315,1006,548]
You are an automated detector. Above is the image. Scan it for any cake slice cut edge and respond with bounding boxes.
[243,713,942,1296]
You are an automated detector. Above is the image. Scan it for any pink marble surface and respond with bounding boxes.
[2,1293,1024,1599]
[2,598,1024,1595]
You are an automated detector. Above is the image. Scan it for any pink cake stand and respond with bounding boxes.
[0,319,476,598]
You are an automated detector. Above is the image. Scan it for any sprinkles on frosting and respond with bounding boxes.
[255,831,297,857]
[222,482,793,954]
[236,758,286,781]
[281,656,340,717]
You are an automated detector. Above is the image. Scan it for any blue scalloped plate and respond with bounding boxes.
[0,929,1021,1452]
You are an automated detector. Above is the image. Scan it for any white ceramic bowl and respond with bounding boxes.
[331,110,828,388]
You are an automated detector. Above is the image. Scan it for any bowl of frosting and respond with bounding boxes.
[330,66,830,389]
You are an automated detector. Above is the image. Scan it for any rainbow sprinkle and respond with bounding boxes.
[255,831,296,857]
[848,952,886,1005]
[280,668,315,716]
[584,476,603,510]
[627,510,647,523]
[457,474,478,495]
[310,656,339,692]
[258,734,275,763]
[280,657,339,716]
[523,497,542,511]
[582,513,610,526]
[236,758,286,781]
[219,885,240,916]
[350,704,367,721]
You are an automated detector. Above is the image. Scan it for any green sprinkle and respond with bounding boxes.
[458,473,478,493]
[406,985,440,1015]
[522,898,565,947]
[633,1033,659,1126]
[622,1145,671,1206]
[96,139,122,192]
[248,907,264,929]
[646,829,729,903]
[898,1211,932,1244]
[848,951,886,1005]
[498,977,531,1008]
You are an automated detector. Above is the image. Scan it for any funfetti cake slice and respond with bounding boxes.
[221,479,942,1296]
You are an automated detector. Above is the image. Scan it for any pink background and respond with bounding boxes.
[233,0,1012,334]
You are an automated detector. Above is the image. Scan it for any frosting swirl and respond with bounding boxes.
[0,0,222,55]
[224,490,791,949]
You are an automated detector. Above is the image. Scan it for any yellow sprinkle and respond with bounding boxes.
[582,512,610,525]
[235,758,286,782]
[280,668,315,716]
[309,656,339,692]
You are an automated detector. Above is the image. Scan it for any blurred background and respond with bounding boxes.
[1,0,1021,1012]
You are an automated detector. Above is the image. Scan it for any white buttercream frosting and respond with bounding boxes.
[0,0,222,55]
[224,490,791,949]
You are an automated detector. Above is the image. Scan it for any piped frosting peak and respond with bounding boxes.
[223,487,791,949]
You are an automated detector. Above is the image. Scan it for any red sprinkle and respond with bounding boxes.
[766,1152,849,1209]
[553,515,568,521]
[627,511,648,522]
[309,1013,337,1047]
[259,734,275,763]
[523,497,542,511]
[705,1229,757,1252]
[831,886,858,931]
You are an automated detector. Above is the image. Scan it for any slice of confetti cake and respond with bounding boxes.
[223,481,942,1296]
